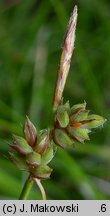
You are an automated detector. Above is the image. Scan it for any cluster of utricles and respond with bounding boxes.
[52,101,106,148]
[9,117,56,179]
[9,102,106,180]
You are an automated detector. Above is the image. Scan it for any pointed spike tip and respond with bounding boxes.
[73,5,78,16]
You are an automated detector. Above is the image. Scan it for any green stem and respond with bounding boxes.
[19,174,33,200]
[34,178,46,200]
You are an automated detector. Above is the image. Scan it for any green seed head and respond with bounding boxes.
[53,101,106,147]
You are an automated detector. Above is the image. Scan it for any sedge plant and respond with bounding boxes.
[8,6,106,200]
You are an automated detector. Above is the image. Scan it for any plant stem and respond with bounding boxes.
[34,178,46,200]
[19,174,33,200]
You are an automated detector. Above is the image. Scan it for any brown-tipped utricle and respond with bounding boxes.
[24,116,37,147]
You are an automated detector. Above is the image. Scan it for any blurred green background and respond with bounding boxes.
[0,0,110,200]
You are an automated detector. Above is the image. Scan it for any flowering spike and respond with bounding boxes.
[53,6,78,110]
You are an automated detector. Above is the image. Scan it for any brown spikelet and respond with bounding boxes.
[53,6,78,111]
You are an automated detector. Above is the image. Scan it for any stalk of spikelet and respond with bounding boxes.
[53,6,78,111]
